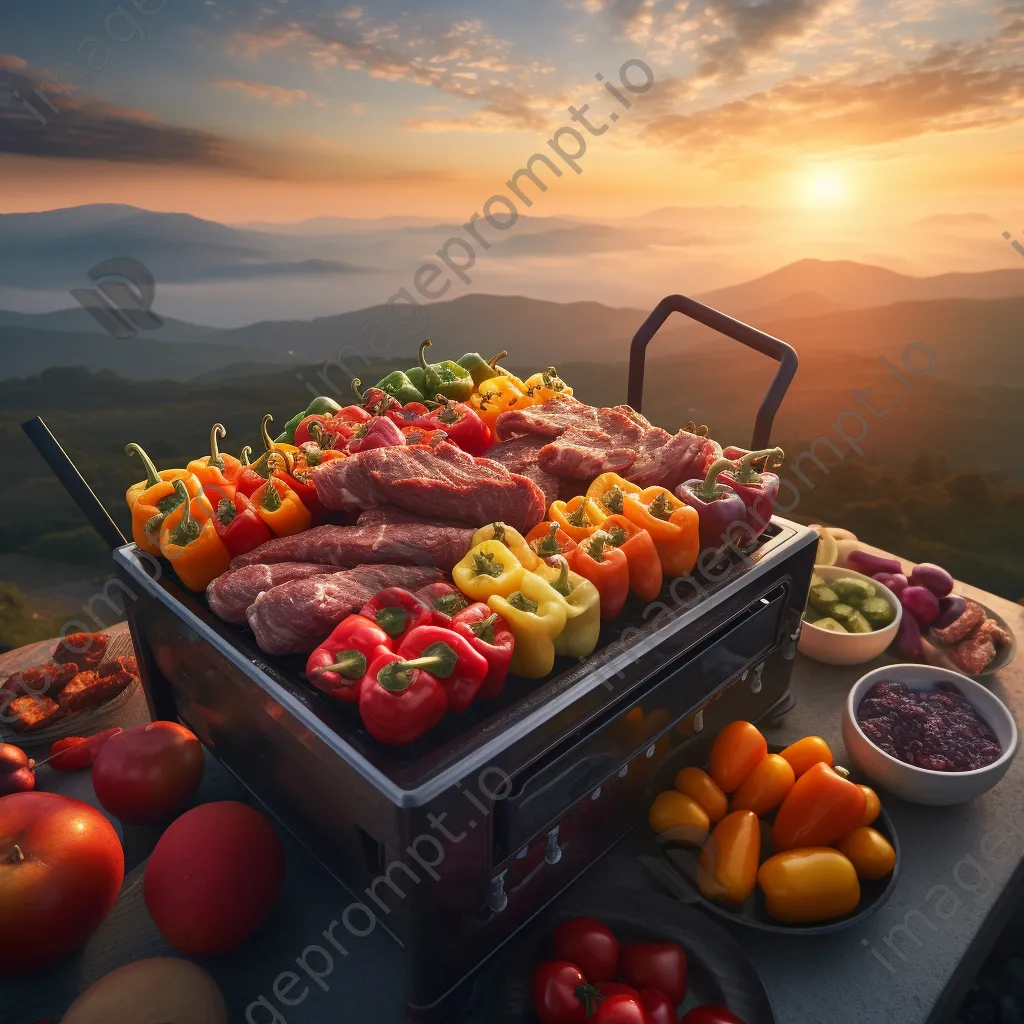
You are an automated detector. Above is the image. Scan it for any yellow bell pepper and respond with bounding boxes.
[469,375,534,431]
[536,556,600,658]
[453,540,524,602]
[158,480,231,591]
[472,522,541,572]
[124,443,203,556]
[549,496,607,543]
[757,848,861,924]
[586,472,642,517]
[522,366,573,403]
[622,486,700,577]
[488,571,567,679]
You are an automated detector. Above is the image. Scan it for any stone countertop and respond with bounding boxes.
[2,576,1022,1024]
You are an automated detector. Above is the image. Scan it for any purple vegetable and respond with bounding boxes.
[892,612,923,660]
[909,562,954,598]
[873,572,909,595]
[846,549,902,577]
[900,585,941,626]
[933,594,967,629]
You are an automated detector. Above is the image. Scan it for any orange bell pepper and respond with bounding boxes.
[525,521,578,563]
[160,486,215,536]
[731,753,795,816]
[778,735,834,778]
[622,486,699,577]
[568,530,629,620]
[698,809,760,907]
[187,423,242,506]
[251,476,312,537]
[586,472,642,517]
[549,496,607,544]
[124,443,202,556]
[601,514,663,602]
[772,762,868,851]
[158,480,230,591]
[708,720,768,793]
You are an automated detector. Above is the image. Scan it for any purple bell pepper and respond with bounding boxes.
[719,446,784,539]
[346,415,406,454]
[675,458,751,551]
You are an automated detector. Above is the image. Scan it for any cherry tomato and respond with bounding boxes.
[593,993,654,1024]
[641,988,677,1024]
[531,961,588,1024]
[618,942,687,1005]
[92,721,204,824]
[708,721,767,793]
[682,1007,744,1024]
[552,916,620,984]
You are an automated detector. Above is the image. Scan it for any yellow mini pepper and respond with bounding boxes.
[124,443,202,556]
[623,486,700,577]
[757,848,861,924]
[158,480,231,591]
[536,555,600,658]
[453,540,524,602]
[488,571,567,679]
[471,522,541,572]
[186,423,242,506]
[549,496,607,544]
[587,472,642,517]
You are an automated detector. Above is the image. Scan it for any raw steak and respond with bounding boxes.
[228,518,473,572]
[246,564,444,655]
[486,436,562,511]
[494,395,598,440]
[538,428,636,479]
[313,442,546,534]
[623,429,719,491]
[207,562,350,625]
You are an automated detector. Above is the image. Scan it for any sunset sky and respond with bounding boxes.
[1,0,1022,222]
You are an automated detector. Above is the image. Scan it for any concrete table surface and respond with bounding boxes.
[2,577,1022,1024]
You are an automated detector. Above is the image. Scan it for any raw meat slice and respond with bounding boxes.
[538,428,636,479]
[246,564,444,655]
[313,442,546,534]
[207,562,351,624]
[494,395,598,441]
[623,429,719,491]
[228,519,474,572]
[486,436,562,510]
[597,406,649,448]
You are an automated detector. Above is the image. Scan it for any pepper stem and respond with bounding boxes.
[548,557,572,597]
[648,492,675,521]
[168,480,199,546]
[419,339,433,372]
[125,443,161,487]
[491,522,507,542]
[216,498,237,527]
[587,531,610,562]
[694,458,739,501]
[206,423,227,472]
[352,377,365,402]
[313,649,367,680]
[732,447,784,484]
[260,480,283,512]
[534,522,561,557]
[7,844,25,864]
[470,613,499,644]
[566,502,589,528]
[261,414,275,452]
[507,591,539,614]
[240,445,252,467]
[487,350,508,373]
[473,551,503,578]
[377,654,444,693]
[375,605,409,638]
[601,486,624,515]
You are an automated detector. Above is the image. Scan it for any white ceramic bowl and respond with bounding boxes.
[842,663,1018,805]
[798,564,902,666]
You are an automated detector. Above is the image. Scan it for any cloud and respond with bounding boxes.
[216,78,308,105]
[0,54,28,70]
[346,101,366,114]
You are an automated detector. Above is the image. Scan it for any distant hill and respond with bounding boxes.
[0,308,218,342]
[699,259,1024,319]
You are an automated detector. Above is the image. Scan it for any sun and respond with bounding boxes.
[801,169,849,207]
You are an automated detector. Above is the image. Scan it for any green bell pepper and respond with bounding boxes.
[407,364,427,396]
[456,351,500,387]
[374,369,425,405]
[418,339,475,402]
[275,396,343,443]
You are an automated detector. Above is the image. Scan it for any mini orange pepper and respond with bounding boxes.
[731,753,795,816]
[251,476,312,537]
[158,480,231,591]
[124,443,202,556]
[675,766,728,823]
[549,496,608,544]
[187,423,242,507]
[698,809,760,907]
[778,735,834,778]
[708,720,768,793]
[858,785,881,826]
[772,762,868,851]
[586,472,642,517]
[568,529,629,620]
[622,486,699,577]
[600,514,663,602]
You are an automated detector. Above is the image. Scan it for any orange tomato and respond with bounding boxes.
[731,754,795,816]
[649,791,710,846]
[708,721,768,793]
[858,785,881,826]
[778,736,833,778]
[837,827,896,881]
[772,762,867,851]
[698,810,760,907]
[675,766,728,823]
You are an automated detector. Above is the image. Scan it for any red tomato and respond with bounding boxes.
[552,915,620,983]
[593,993,655,1024]
[618,943,688,1005]
[531,961,588,1024]
[92,721,204,824]
[641,988,678,1024]
[681,1007,744,1024]
[0,792,124,974]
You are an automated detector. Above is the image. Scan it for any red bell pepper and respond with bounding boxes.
[360,587,434,644]
[719,447,784,540]
[451,603,515,700]
[305,614,394,703]
[420,398,491,455]
[293,414,334,448]
[415,582,471,626]
[235,449,288,499]
[387,401,432,427]
[569,530,629,621]
[357,650,449,745]
[347,416,406,454]
[396,625,489,713]
[213,492,273,557]
[354,379,401,417]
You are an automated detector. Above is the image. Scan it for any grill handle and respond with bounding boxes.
[627,294,798,450]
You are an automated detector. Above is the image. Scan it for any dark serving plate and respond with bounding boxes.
[500,886,775,1023]
[640,745,901,936]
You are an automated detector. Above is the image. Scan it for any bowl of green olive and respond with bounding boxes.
[798,564,902,666]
